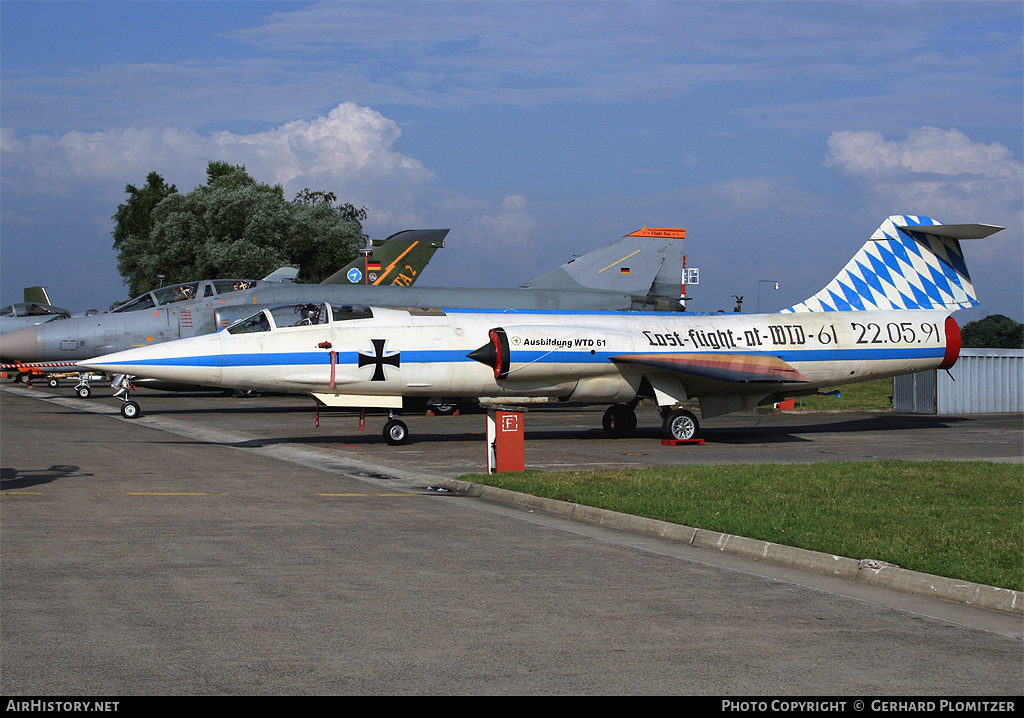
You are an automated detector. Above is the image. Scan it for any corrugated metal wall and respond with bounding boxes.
[893,349,1024,414]
[892,369,936,413]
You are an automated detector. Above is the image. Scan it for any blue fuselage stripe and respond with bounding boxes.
[92,345,945,370]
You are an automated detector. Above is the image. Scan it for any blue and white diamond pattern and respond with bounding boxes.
[781,215,977,313]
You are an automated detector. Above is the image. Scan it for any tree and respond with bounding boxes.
[112,163,367,296]
[111,172,178,297]
[287,189,368,283]
[960,314,1024,349]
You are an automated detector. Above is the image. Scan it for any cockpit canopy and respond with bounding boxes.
[111,279,259,313]
[0,302,71,319]
[226,303,373,335]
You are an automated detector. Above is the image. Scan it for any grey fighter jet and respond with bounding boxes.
[0,287,71,334]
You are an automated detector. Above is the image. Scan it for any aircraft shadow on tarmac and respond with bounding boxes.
[695,414,968,444]
[159,412,969,450]
[50,388,969,447]
[1,464,92,489]
[98,392,315,417]
[319,411,967,446]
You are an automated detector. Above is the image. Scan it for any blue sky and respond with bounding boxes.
[2,0,1021,323]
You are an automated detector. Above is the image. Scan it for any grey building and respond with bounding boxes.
[894,348,1023,414]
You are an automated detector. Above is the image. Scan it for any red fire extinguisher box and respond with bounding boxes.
[486,407,525,473]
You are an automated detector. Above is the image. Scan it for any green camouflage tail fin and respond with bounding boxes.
[22,287,53,304]
[321,229,448,286]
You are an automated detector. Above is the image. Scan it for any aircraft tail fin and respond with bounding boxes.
[321,229,447,286]
[782,215,1003,314]
[519,227,686,306]
[23,287,53,304]
[262,267,299,282]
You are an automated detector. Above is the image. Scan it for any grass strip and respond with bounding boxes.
[462,461,1022,591]
[788,377,894,411]
[669,377,893,412]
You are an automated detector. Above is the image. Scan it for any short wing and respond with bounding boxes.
[610,352,810,384]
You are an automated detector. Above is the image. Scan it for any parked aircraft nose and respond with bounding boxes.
[0,326,38,362]
[77,332,225,387]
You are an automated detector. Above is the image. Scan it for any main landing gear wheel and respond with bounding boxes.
[602,403,637,438]
[383,418,409,445]
[120,401,141,419]
[662,408,699,441]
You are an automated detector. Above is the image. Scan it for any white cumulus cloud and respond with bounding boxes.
[215,103,433,191]
[826,127,1021,180]
[824,127,1023,245]
[1,103,434,208]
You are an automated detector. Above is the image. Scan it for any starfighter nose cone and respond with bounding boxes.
[77,333,225,387]
[0,326,38,362]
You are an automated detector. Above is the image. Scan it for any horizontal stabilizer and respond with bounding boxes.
[611,352,810,384]
[895,223,1003,240]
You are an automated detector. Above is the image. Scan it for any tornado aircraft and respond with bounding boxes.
[0,287,71,334]
[79,215,1002,444]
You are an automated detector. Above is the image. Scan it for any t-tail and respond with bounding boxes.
[518,227,687,309]
[782,215,1003,314]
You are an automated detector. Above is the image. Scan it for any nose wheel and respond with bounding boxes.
[120,400,141,419]
[113,375,142,419]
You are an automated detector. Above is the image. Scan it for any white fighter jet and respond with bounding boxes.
[79,215,1002,444]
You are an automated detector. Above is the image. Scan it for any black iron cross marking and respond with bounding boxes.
[358,339,401,381]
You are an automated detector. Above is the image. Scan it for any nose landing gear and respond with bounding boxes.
[113,374,141,419]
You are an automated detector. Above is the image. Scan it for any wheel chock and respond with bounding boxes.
[661,438,704,446]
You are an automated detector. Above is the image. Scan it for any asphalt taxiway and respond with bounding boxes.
[2,384,1021,695]
[18,383,1021,478]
